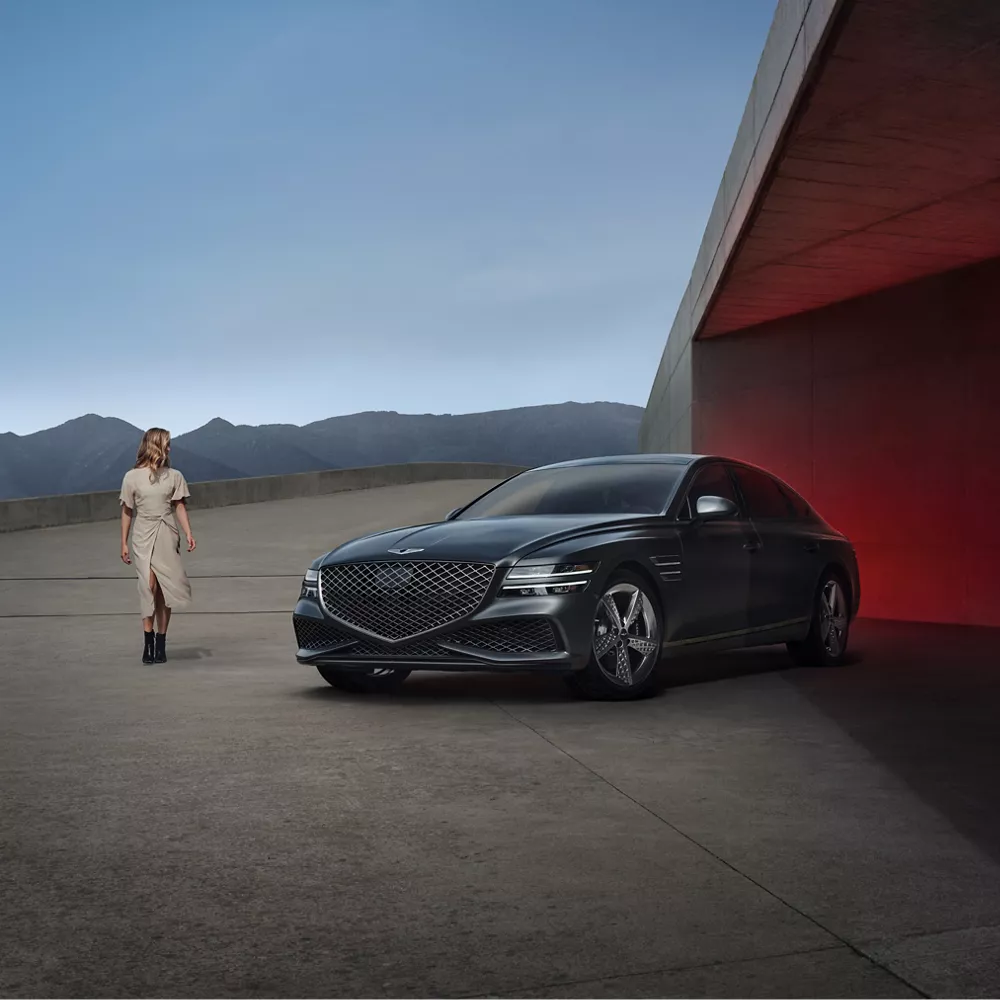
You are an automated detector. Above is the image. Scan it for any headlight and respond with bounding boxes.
[301,568,319,599]
[500,562,595,596]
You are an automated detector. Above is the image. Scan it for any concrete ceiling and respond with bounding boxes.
[701,0,1000,339]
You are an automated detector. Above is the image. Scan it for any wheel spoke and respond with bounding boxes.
[593,582,660,688]
[593,629,616,659]
[627,636,657,656]
[601,594,623,630]
[615,646,633,684]
[624,589,642,628]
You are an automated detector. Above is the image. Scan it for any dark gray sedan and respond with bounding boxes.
[292,454,860,700]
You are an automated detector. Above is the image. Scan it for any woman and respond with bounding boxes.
[119,428,197,663]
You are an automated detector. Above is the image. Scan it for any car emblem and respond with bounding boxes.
[376,563,414,590]
[388,547,424,554]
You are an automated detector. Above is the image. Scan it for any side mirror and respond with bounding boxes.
[445,507,462,521]
[695,495,737,520]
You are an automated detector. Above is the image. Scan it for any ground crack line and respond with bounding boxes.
[489,700,929,1000]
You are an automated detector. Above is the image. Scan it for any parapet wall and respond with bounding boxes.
[0,462,525,533]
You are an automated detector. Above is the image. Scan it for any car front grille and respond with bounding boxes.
[319,561,496,641]
[444,618,559,654]
[293,615,559,658]
[341,636,451,657]
[293,616,355,651]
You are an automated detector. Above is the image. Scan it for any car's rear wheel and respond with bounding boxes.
[316,665,411,693]
[567,570,665,701]
[787,572,850,667]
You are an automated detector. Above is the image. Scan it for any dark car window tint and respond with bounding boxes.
[777,481,812,518]
[682,464,739,518]
[455,464,686,518]
[732,466,793,519]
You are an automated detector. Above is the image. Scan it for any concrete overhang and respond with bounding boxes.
[701,0,1000,338]
[645,0,1000,411]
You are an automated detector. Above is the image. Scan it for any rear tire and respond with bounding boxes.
[787,572,850,667]
[317,665,411,693]
[566,570,666,701]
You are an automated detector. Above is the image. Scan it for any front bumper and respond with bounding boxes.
[292,592,593,673]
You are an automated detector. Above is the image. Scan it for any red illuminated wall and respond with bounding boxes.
[692,257,1000,627]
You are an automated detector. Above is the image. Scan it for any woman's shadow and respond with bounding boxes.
[161,646,215,662]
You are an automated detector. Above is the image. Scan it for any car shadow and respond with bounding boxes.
[298,672,571,704]
[782,618,1000,865]
[294,620,1000,866]
[294,642,834,704]
[662,645,864,688]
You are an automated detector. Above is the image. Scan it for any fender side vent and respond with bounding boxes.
[650,554,682,582]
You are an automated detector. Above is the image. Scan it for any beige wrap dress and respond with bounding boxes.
[119,466,193,619]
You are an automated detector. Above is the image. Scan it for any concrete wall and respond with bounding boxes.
[0,462,526,533]
[680,256,1000,627]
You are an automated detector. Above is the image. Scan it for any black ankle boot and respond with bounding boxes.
[142,631,155,664]
[154,632,167,663]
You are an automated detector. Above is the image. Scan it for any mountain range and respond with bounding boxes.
[0,402,644,500]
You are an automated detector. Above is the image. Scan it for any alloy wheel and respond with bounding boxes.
[593,582,659,687]
[820,579,848,656]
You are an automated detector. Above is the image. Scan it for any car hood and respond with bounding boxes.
[321,514,649,565]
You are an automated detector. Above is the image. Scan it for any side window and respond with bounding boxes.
[681,464,740,519]
[777,481,812,518]
[731,466,793,520]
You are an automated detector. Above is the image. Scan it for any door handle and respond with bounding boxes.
[744,542,759,553]
[804,542,819,553]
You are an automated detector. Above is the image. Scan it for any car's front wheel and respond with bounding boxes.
[316,665,411,693]
[567,570,665,701]
[787,572,850,667]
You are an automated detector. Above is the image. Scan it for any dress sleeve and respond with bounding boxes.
[170,469,191,503]
[119,472,135,509]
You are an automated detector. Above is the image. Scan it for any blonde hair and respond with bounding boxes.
[135,427,171,482]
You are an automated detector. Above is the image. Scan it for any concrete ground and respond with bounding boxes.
[2,480,999,998]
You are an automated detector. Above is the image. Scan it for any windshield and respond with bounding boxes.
[455,463,685,518]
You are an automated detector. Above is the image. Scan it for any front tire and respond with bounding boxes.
[567,570,665,701]
[316,665,411,693]
[787,572,850,667]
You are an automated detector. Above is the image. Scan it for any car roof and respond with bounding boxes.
[525,454,812,507]
[534,454,707,470]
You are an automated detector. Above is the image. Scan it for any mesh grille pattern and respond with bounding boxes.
[293,616,354,651]
[294,616,465,658]
[319,561,495,640]
[446,618,559,653]
[294,615,559,658]
[341,636,461,658]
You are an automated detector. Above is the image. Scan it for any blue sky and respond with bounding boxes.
[0,0,775,436]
